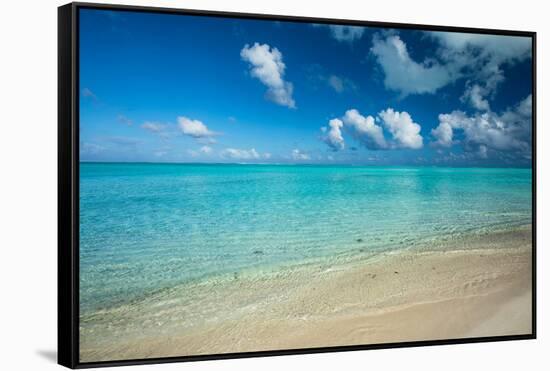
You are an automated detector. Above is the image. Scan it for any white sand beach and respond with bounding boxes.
[80,226,532,362]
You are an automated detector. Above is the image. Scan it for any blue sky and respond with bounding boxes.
[79,8,533,166]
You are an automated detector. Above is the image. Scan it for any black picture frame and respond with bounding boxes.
[58,2,537,369]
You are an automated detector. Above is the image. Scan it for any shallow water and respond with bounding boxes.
[79,163,532,313]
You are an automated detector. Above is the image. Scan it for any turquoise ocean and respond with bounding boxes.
[79,163,532,314]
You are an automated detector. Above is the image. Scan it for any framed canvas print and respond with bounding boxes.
[58,2,536,368]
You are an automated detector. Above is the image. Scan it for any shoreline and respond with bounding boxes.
[80,225,532,362]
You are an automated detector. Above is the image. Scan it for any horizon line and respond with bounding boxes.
[79,160,533,169]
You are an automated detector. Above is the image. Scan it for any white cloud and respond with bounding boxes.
[515,94,532,117]
[141,121,166,133]
[461,83,491,111]
[222,148,261,160]
[378,108,423,149]
[240,43,296,108]
[371,31,531,100]
[328,25,365,43]
[431,121,454,147]
[177,116,216,138]
[460,70,505,111]
[436,112,519,151]
[291,149,310,160]
[321,118,345,151]
[429,32,531,103]
[199,145,213,154]
[431,95,532,158]
[342,109,388,150]
[428,32,531,63]
[321,108,425,151]
[371,35,455,96]
[188,145,213,157]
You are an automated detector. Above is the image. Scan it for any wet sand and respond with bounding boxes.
[80,226,532,362]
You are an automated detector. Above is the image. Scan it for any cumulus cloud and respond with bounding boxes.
[428,32,531,63]
[342,109,388,150]
[177,116,216,138]
[438,112,523,151]
[291,149,311,160]
[371,35,455,96]
[240,43,296,108]
[431,121,454,147]
[321,118,345,151]
[222,148,261,160]
[371,31,531,100]
[431,94,532,159]
[460,69,505,111]
[428,32,531,103]
[321,108,425,151]
[378,108,423,149]
[461,83,491,111]
[515,94,532,117]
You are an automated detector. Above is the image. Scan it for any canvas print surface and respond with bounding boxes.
[78,8,533,363]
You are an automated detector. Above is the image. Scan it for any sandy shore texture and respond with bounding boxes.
[80,226,533,362]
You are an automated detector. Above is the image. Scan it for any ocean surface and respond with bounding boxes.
[79,163,532,314]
